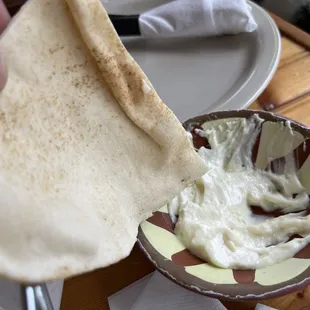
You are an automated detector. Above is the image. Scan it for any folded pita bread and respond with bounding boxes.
[0,0,206,282]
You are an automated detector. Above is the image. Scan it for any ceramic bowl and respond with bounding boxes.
[137,110,310,301]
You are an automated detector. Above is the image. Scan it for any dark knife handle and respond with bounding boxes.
[109,14,141,36]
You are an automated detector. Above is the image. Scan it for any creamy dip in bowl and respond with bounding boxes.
[138,110,310,301]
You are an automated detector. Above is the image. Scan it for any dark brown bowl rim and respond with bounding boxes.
[138,109,310,301]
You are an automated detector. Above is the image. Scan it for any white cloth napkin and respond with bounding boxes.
[131,271,227,310]
[109,271,279,310]
[109,271,226,310]
[255,304,277,310]
[108,274,153,310]
[139,0,258,38]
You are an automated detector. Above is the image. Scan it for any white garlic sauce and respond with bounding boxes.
[169,115,310,269]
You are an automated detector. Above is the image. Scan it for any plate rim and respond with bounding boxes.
[204,0,281,113]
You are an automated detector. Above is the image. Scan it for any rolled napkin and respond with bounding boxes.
[110,0,258,38]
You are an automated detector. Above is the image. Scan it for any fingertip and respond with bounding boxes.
[0,0,11,34]
[0,54,7,91]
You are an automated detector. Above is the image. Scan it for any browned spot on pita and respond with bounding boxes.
[171,249,205,267]
[146,212,175,233]
[233,269,256,284]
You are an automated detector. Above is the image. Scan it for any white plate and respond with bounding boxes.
[103,0,281,122]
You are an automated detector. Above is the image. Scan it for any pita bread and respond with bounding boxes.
[0,0,206,282]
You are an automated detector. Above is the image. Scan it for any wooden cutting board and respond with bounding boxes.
[60,13,310,310]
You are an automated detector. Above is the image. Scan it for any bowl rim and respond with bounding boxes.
[137,109,310,301]
[183,109,310,137]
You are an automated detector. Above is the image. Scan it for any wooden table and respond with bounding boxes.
[60,15,310,310]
